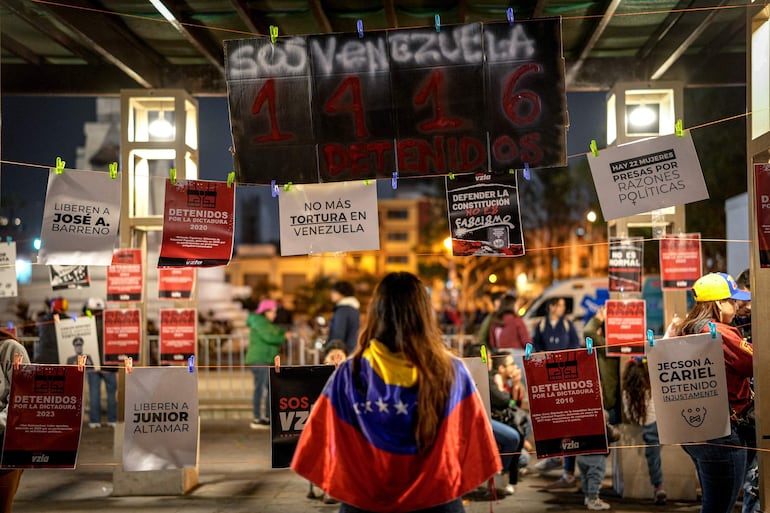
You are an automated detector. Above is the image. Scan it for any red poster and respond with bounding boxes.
[1,366,84,468]
[159,308,197,365]
[659,233,702,290]
[103,309,142,365]
[523,349,607,458]
[158,180,235,267]
[158,268,196,300]
[755,164,770,267]
[604,299,646,356]
[106,248,143,301]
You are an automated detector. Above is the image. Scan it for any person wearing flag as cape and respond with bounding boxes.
[292,272,500,512]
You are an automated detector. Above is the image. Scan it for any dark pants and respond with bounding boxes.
[0,469,23,513]
[339,498,464,513]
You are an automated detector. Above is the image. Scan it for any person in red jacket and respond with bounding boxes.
[676,272,753,513]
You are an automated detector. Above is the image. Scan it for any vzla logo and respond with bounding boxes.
[279,411,309,431]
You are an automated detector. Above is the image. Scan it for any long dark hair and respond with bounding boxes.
[623,358,651,425]
[352,272,455,451]
[677,302,721,336]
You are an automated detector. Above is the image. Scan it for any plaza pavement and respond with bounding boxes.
[14,419,705,513]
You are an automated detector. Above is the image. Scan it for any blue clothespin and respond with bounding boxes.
[5,236,11,244]
[586,337,593,355]
[227,171,236,188]
[675,119,684,137]
[72,313,77,322]
[169,167,177,184]
[188,355,195,373]
[6,322,13,331]
[507,7,514,26]
[54,157,65,175]
[392,171,398,189]
[523,162,531,180]
[590,140,599,157]
[109,162,118,179]
[271,179,279,197]
[269,25,278,45]
[480,345,487,364]
[525,343,533,360]
[708,321,717,339]
[356,19,364,38]
[435,14,440,32]
[647,329,655,347]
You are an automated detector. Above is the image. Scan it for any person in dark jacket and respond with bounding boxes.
[34,297,70,364]
[326,281,360,355]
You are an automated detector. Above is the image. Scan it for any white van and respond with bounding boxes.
[520,276,666,341]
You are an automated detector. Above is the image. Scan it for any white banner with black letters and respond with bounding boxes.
[278,182,379,256]
[588,132,708,221]
[646,332,730,444]
[123,367,199,471]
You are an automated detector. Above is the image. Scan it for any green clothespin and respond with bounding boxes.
[363,179,371,185]
[508,168,515,175]
[54,157,65,175]
[85,309,93,318]
[590,140,599,157]
[675,119,684,137]
[480,345,488,364]
[269,25,278,44]
[283,181,293,191]
[169,167,177,184]
[227,171,236,188]
[109,162,118,179]
[448,172,455,180]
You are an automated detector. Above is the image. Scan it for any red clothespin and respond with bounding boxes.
[13,353,23,370]
[77,354,87,372]
[125,357,133,374]
[274,355,281,374]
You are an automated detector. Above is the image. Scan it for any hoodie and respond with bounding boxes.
[328,296,361,354]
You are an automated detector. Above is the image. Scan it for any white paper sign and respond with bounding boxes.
[646,332,730,444]
[123,367,199,471]
[55,315,101,371]
[588,132,709,220]
[278,182,379,256]
[0,242,18,297]
[38,169,121,265]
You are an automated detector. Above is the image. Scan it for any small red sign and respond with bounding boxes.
[158,268,196,300]
[604,299,646,356]
[106,248,143,302]
[159,309,197,366]
[103,309,142,365]
[755,164,770,268]
[659,233,702,290]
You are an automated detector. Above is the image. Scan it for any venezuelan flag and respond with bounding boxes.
[292,340,500,512]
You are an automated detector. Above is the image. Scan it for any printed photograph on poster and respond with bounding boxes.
[49,265,90,290]
[269,365,335,468]
[660,233,702,290]
[158,179,236,267]
[608,238,643,292]
[523,349,607,458]
[54,316,101,370]
[1,365,84,468]
[37,168,122,265]
[646,332,730,444]
[107,248,143,301]
[754,163,770,267]
[0,241,18,298]
[158,268,196,299]
[604,299,646,356]
[123,367,199,471]
[159,308,197,365]
[445,173,525,257]
[278,182,380,256]
[103,309,142,365]
[588,132,709,221]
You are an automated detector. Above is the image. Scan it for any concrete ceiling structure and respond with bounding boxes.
[0,0,760,95]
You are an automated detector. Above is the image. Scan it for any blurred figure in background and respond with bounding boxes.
[34,297,69,364]
[83,298,117,429]
[327,281,360,355]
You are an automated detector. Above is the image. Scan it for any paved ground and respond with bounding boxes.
[14,419,705,513]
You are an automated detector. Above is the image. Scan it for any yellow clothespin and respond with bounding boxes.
[590,140,599,157]
[269,25,278,44]
[54,157,66,175]
[109,162,118,179]
[480,345,487,364]
[77,354,87,372]
[283,182,293,191]
[85,309,93,318]
[363,179,371,185]
[675,119,684,137]
[448,172,455,180]
[227,171,236,188]
[125,357,133,375]
[169,167,177,184]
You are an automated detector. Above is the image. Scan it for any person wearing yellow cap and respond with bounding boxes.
[676,272,753,513]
